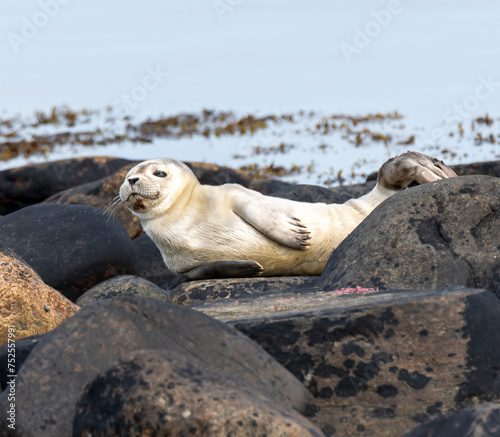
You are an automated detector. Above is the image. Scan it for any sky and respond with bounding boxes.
[1,0,499,179]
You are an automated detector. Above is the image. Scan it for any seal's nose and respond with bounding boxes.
[128,177,139,186]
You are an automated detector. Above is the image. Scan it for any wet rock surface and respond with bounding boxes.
[0,297,311,437]
[194,286,500,437]
[0,203,137,301]
[169,276,318,306]
[319,176,500,293]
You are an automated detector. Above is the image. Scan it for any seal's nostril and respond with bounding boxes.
[128,177,139,186]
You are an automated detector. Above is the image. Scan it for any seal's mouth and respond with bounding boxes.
[132,198,146,211]
[126,191,161,201]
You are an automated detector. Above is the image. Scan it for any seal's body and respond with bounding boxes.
[119,153,456,279]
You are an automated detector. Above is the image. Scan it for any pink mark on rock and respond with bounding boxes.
[335,286,378,295]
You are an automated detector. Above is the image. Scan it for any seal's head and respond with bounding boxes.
[119,158,198,218]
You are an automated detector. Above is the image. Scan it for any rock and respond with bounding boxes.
[451,159,500,178]
[132,234,183,288]
[319,176,500,293]
[169,276,318,306]
[0,334,43,390]
[0,296,310,436]
[185,161,251,187]
[75,275,171,306]
[250,178,293,195]
[328,180,376,200]
[0,156,133,215]
[193,286,500,437]
[270,184,352,204]
[45,163,143,239]
[405,403,500,437]
[0,204,137,301]
[0,246,78,345]
[73,349,324,437]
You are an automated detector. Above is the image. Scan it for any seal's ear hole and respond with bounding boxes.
[154,171,167,178]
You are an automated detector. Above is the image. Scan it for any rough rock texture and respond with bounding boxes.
[0,156,132,215]
[75,275,171,306]
[0,204,137,301]
[45,163,143,238]
[193,286,500,437]
[169,276,318,306]
[0,334,43,390]
[270,184,352,204]
[0,247,78,345]
[132,234,183,288]
[73,349,324,437]
[405,403,500,437]
[319,176,500,293]
[0,297,310,437]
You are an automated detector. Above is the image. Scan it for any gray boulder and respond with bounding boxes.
[319,176,500,292]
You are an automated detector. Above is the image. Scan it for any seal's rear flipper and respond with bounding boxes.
[185,260,264,280]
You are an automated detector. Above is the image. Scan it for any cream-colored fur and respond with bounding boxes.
[119,153,456,276]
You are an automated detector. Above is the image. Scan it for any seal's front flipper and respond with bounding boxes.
[233,196,312,250]
[185,260,264,280]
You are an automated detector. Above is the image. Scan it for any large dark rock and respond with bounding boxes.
[319,176,500,292]
[328,180,376,200]
[0,297,310,437]
[0,203,137,301]
[73,349,324,437]
[185,161,251,187]
[75,275,172,306]
[451,159,500,178]
[270,184,352,204]
[169,276,318,306]
[405,403,500,437]
[193,286,500,437]
[0,156,132,215]
[250,178,293,195]
[45,163,143,239]
[0,334,43,391]
[132,234,183,288]
[264,180,375,204]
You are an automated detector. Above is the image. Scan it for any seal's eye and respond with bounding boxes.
[153,171,167,178]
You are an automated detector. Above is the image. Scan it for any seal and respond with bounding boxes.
[118,152,456,279]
